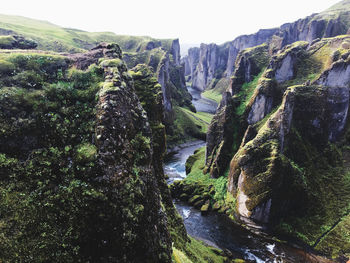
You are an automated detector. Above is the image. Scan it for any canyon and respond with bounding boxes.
[1,0,350,262]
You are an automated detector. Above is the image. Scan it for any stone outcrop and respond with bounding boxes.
[205,33,350,258]
[157,53,173,112]
[0,43,189,262]
[205,92,236,178]
[206,44,270,178]
[191,43,228,91]
[96,46,172,261]
[228,82,350,223]
[0,35,37,49]
[184,2,350,91]
[123,39,192,120]
[182,47,200,80]
[225,29,279,78]
[171,39,181,66]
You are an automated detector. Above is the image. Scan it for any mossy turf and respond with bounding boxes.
[168,106,213,145]
[172,147,230,212]
[202,88,223,104]
[234,70,265,116]
[0,14,174,53]
[173,236,228,263]
[0,52,109,261]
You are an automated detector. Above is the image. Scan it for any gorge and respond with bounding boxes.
[0,0,350,262]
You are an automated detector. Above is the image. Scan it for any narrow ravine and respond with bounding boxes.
[165,86,332,263]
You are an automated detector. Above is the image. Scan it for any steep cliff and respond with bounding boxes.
[182,47,200,81]
[205,34,350,260]
[191,43,228,91]
[123,39,192,119]
[206,43,270,178]
[184,0,350,93]
[0,43,186,262]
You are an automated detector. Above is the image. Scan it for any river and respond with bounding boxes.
[164,87,332,263]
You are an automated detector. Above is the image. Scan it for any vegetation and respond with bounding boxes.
[171,147,231,216]
[202,88,223,104]
[173,237,228,263]
[0,55,109,261]
[234,70,265,116]
[0,47,176,262]
[0,14,174,53]
[168,106,213,145]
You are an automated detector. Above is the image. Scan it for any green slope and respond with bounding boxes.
[0,14,173,53]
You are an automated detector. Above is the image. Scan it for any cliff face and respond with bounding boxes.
[206,44,270,178]
[182,47,200,81]
[206,34,350,259]
[225,29,279,77]
[0,43,186,262]
[123,39,192,118]
[171,39,181,66]
[184,2,350,92]
[191,43,228,91]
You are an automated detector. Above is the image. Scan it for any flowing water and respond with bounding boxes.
[187,86,218,114]
[164,87,331,263]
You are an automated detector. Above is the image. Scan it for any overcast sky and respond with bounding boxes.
[1,0,342,45]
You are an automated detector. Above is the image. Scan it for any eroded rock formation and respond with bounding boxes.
[205,33,350,259]
[184,1,350,92]
[0,42,188,262]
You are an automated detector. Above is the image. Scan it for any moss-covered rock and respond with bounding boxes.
[0,35,37,49]
[206,44,271,179]
[205,35,350,260]
[200,200,210,214]
[189,195,202,205]
[0,43,178,262]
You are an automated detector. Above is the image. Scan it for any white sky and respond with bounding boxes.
[1,0,342,45]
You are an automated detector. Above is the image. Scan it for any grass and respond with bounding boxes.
[234,70,264,116]
[168,107,206,145]
[0,14,175,53]
[315,213,350,259]
[202,89,222,104]
[185,147,229,203]
[172,107,213,142]
[173,236,227,263]
[180,107,213,126]
[282,36,350,89]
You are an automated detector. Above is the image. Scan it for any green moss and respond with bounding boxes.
[99,58,123,68]
[173,247,192,263]
[75,143,97,163]
[0,59,15,75]
[183,147,229,204]
[235,70,265,116]
[168,106,209,145]
[0,35,15,46]
[173,236,228,263]
[315,213,350,259]
[202,89,223,104]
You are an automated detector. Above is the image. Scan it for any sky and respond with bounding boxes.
[0,0,343,45]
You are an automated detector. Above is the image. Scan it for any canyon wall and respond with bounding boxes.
[185,3,350,92]
[205,34,350,259]
[0,43,189,262]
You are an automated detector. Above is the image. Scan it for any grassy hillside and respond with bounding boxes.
[324,0,350,12]
[0,14,173,53]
